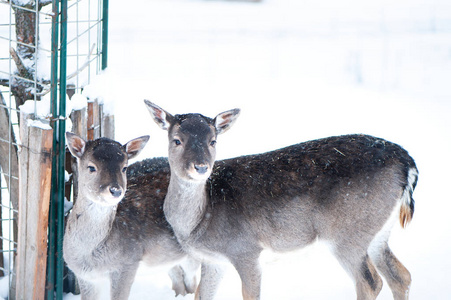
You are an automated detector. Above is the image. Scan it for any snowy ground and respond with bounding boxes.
[2,0,451,299]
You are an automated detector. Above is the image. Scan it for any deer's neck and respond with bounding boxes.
[65,196,116,251]
[164,174,208,241]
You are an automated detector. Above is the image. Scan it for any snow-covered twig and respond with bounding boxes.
[10,47,32,80]
[0,79,9,88]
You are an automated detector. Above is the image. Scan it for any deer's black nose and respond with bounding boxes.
[109,185,122,198]
[194,164,208,174]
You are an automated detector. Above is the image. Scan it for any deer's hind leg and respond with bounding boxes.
[332,245,383,300]
[369,242,411,300]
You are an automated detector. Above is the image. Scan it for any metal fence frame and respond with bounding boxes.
[0,0,108,298]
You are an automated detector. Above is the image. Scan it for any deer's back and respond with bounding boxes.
[210,134,415,199]
[201,134,416,251]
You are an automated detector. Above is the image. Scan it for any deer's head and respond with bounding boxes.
[144,100,240,182]
[66,132,149,206]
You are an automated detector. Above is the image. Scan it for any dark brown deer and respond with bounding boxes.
[64,133,198,300]
[145,100,418,300]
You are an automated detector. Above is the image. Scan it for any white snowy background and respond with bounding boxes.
[2,0,451,299]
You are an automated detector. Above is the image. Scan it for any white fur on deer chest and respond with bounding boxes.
[63,202,118,280]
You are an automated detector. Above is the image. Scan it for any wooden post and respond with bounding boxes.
[69,107,87,203]
[1,93,19,299]
[0,93,19,210]
[71,107,87,140]
[16,116,53,300]
[100,103,115,139]
[87,99,100,140]
[0,174,3,277]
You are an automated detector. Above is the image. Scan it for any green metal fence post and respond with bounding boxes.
[47,0,67,298]
[102,0,109,70]
[46,0,108,297]
[56,0,68,298]
[46,0,59,298]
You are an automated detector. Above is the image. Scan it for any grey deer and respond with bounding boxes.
[64,132,198,300]
[144,100,418,300]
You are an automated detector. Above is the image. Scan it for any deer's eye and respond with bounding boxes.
[210,140,217,147]
[122,167,127,173]
[174,139,181,146]
[88,166,96,173]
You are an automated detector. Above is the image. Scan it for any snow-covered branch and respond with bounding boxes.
[10,47,33,80]
[9,0,52,9]
[0,79,9,88]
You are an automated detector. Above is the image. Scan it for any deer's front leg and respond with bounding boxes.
[110,263,140,300]
[232,256,262,300]
[77,277,100,300]
[195,263,226,300]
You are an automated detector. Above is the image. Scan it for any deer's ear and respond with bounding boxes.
[66,132,86,159]
[144,100,174,130]
[124,135,150,160]
[214,108,240,135]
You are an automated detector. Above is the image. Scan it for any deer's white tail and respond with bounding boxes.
[400,167,418,228]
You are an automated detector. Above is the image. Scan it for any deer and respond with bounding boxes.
[64,132,199,300]
[144,100,418,300]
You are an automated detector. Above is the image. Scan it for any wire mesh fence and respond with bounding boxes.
[0,0,107,298]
